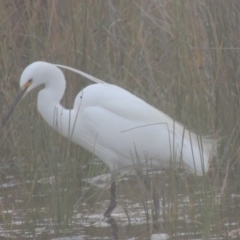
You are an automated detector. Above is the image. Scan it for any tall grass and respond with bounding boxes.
[1,0,240,239]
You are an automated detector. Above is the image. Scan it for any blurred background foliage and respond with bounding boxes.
[1,0,240,170]
[1,0,240,238]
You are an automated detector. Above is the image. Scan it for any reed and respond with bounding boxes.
[1,0,240,239]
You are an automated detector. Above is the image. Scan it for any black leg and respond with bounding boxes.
[104,173,117,218]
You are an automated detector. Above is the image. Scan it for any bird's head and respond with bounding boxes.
[20,61,59,96]
[2,62,59,128]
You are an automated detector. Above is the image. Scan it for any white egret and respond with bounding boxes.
[2,61,216,218]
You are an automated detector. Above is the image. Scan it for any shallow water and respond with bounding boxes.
[0,162,239,240]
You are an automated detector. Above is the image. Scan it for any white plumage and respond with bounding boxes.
[3,61,216,217]
[18,61,215,175]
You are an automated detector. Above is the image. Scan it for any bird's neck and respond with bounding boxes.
[37,88,75,139]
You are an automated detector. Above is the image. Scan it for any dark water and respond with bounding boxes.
[0,163,239,240]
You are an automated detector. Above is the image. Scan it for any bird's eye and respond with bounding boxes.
[22,78,33,90]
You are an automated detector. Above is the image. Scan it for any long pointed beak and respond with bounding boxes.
[2,87,28,128]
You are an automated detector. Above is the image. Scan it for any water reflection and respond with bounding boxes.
[0,164,239,239]
[106,217,118,240]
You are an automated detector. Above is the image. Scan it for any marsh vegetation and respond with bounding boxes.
[1,1,240,239]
